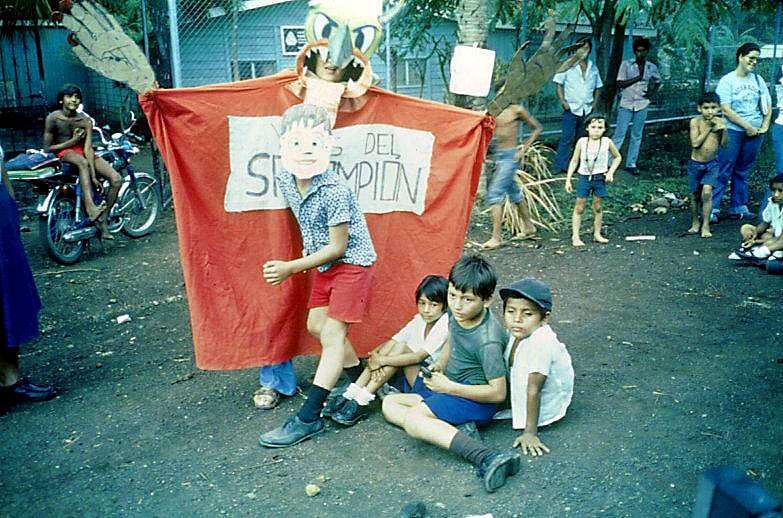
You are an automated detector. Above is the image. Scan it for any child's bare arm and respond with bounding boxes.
[516,105,542,157]
[564,138,583,192]
[606,139,621,182]
[263,223,348,285]
[374,349,429,369]
[423,374,506,403]
[689,117,712,150]
[512,372,550,456]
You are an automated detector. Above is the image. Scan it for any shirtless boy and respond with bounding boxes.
[481,86,542,250]
[688,92,728,238]
[43,84,122,237]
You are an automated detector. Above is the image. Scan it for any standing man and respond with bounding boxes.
[552,40,603,174]
[612,37,661,176]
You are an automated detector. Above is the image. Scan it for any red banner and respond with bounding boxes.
[140,71,493,370]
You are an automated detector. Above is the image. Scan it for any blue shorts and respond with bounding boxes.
[486,149,523,205]
[411,377,498,426]
[575,174,608,198]
[687,159,720,193]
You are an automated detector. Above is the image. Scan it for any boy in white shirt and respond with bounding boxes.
[736,174,783,261]
[323,275,449,426]
[498,278,574,457]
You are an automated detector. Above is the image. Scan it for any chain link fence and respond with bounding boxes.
[143,0,781,174]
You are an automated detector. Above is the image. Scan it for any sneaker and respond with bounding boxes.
[709,212,719,224]
[457,421,481,441]
[331,399,368,426]
[258,415,325,448]
[377,382,400,400]
[321,395,349,418]
[477,450,522,493]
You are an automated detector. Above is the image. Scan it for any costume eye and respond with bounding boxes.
[313,13,337,40]
[353,25,378,54]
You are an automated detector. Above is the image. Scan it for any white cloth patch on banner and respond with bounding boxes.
[224,116,434,215]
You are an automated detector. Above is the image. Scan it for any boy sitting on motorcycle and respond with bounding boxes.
[43,84,122,239]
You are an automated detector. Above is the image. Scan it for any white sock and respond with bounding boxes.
[342,383,359,401]
[773,251,783,259]
[353,386,376,406]
[753,245,771,258]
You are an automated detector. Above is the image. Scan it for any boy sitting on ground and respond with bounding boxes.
[495,278,573,457]
[323,275,449,426]
[735,173,783,261]
[382,254,521,493]
[687,92,728,238]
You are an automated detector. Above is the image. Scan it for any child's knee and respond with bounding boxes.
[701,186,712,202]
[573,202,585,215]
[740,224,755,240]
[592,199,603,212]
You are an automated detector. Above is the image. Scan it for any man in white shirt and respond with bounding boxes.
[612,37,662,175]
[552,40,603,173]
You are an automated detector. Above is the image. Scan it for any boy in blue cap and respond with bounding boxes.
[498,278,573,457]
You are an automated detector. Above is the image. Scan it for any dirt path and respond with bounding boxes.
[1,203,781,517]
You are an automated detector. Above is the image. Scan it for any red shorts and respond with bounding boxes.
[308,263,375,323]
[57,146,96,159]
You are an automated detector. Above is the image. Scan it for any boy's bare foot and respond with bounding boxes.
[593,235,609,244]
[701,228,712,238]
[86,202,107,222]
[572,237,585,247]
[96,217,114,240]
[687,224,700,234]
[512,230,537,241]
[480,237,503,250]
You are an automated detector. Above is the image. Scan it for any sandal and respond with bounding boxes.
[253,386,281,410]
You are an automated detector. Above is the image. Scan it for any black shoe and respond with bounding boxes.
[331,399,368,426]
[457,421,481,441]
[321,394,349,418]
[0,377,56,403]
[258,415,325,448]
[478,450,521,493]
[625,166,639,176]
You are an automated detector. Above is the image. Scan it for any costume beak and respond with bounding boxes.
[328,24,354,69]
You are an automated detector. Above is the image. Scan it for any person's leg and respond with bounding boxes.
[254,360,296,410]
[514,199,536,238]
[381,393,424,428]
[728,134,764,217]
[625,106,649,170]
[482,151,516,249]
[554,110,579,172]
[0,346,19,386]
[689,191,701,234]
[592,196,608,243]
[612,107,633,156]
[700,185,713,237]
[0,345,55,403]
[773,123,783,175]
[482,204,504,250]
[571,197,588,247]
[93,157,122,213]
[712,130,744,218]
[61,152,104,221]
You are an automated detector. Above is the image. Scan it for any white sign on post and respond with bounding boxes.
[449,45,496,97]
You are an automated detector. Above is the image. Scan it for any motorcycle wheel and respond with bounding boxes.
[39,192,85,265]
[119,175,162,238]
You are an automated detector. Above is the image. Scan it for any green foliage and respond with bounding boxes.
[0,0,54,27]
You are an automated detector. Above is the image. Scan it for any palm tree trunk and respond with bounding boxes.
[454,0,488,111]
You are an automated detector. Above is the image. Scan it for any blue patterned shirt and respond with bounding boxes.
[275,169,376,272]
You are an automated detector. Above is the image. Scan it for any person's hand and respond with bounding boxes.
[757,126,769,135]
[561,100,570,112]
[711,118,726,132]
[367,356,382,372]
[606,172,615,184]
[422,371,452,393]
[262,260,294,285]
[515,146,527,163]
[73,127,86,141]
[512,432,550,456]
[745,126,759,137]
[428,362,444,373]
[565,178,573,193]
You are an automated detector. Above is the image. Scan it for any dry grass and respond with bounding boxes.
[495,142,565,234]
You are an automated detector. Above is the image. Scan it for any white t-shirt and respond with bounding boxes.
[392,312,449,362]
[577,136,611,176]
[552,61,603,117]
[502,325,574,430]
[762,198,783,238]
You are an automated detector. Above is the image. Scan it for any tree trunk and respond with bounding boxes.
[597,18,627,113]
[454,0,488,111]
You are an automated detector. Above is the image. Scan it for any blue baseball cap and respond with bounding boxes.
[499,278,553,312]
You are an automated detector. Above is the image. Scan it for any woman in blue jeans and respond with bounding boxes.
[712,43,772,221]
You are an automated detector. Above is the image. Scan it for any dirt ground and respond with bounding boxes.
[1,164,782,517]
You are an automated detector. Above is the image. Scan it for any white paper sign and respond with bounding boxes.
[449,45,496,97]
[224,117,434,215]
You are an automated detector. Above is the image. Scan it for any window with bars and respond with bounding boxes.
[395,58,427,86]
[238,60,277,80]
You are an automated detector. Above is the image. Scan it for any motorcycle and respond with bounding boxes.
[9,111,162,265]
